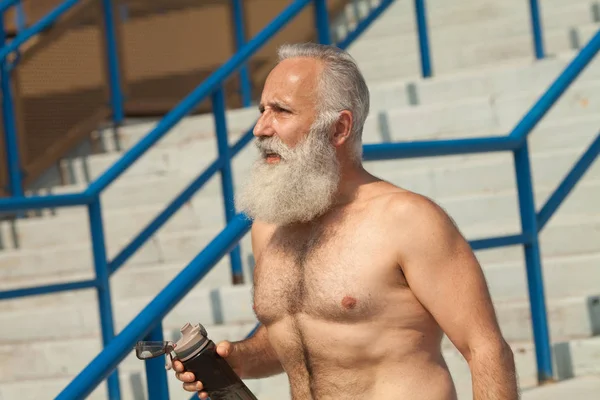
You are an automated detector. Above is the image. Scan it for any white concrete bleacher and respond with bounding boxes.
[0,0,599,398]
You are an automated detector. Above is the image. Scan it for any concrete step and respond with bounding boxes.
[0,255,249,306]
[349,0,598,38]
[3,244,599,315]
[522,375,600,400]
[348,0,598,41]
[483,252,600,303]
[1,256,599,344]
[372,50,600,110]
[348,5,596,57]
[0,322,258,400]
[374,80,600,144]
[10,143,597,251]
[446,337,600,400]
[56,108,600,191]
[375,149,600,205]
[352,23,600,82]
[9,156,600,251]
[93,73,600,172]
[1,327,600,400]
[47,115,600,221]
[96,106,258,154]
[88,48,600,162]
[2,152,599,295]
[468,212,600,265]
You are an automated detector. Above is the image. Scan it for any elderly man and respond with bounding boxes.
[174,43,519,400]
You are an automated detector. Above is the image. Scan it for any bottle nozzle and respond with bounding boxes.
[134,341,175,360]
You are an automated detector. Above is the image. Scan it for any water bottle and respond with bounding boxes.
[135,322,258,400]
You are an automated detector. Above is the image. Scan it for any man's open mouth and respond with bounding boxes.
[264,152,281,163]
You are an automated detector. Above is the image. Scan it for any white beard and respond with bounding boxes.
[235,122,340,226]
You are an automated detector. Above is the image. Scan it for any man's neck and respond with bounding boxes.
[332,159,381,207]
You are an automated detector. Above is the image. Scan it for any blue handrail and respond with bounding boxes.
[414,0,432,77]
[529,0,545,59]
[510,30,600,141]
[0,0,82,61]
[84,0,313,197]
[55,214,253,400]
[314,0,332,44]
[0,191,92,212]
[0,1,384,398]
[74,25,600,395]
[0,14,23,198]
[213,86,245,283]
[231,0,252,107]
[100,0,124,126]
[0,0,20,15]
[537,131,600,229]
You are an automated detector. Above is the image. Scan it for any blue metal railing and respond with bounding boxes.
[529,0,545,59]
[0,16,23,198]
[414,0,432,77]
[231,0,253,107]
[55,214,253,400]
[0,0,596,398]
[0,0,392,398]
[63,24,600,398]
[100,0,125,126]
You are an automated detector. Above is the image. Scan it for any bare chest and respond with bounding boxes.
[252,223,398,325]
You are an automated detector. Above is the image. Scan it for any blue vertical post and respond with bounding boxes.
[314,0,331,45]
[15,1,27,32]
[100,0,125,125]
[414,0,432,78]
[144,323,170,400]
[513,143,553,383]
[0,17,24,198]
[528,0,545,59]
[212,87,245,284]
[231,0,252,107]
[88,197,121,399]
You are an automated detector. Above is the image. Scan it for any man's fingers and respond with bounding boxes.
[198,391,209,399]
[216,341,233,357]
[175,371,196,383]
[173,360,185,373]
[182,381,204,392]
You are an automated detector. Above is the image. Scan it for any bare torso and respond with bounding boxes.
[252,184,458,400]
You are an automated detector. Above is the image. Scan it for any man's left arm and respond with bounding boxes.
[391,194,519,400]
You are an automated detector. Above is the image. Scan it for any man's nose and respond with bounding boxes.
[253,111,275,137]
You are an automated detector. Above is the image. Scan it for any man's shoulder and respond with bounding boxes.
[364,183,444,217]
[364,185,455,234]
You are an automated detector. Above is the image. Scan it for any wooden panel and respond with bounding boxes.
[0,0,352,198]
[245,0,349,96]
[117,0,349,115]
[116,0,240,114]
[7,0,111,190]
[0,93,8,198]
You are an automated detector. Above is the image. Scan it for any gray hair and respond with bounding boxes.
[277,42,370,160]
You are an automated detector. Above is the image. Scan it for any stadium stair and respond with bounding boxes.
[0,0,599,398]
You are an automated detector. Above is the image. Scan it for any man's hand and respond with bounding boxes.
[174,340,240,399]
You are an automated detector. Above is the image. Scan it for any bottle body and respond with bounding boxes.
[182,339,258,400]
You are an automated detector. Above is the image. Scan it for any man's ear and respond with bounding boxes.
[331,110,353,147]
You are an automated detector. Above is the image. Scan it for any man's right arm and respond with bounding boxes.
[229,324,284,379]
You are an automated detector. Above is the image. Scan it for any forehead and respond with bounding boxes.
[261,57,323,108]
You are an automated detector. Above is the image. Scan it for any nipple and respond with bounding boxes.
[341,296,357,309]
